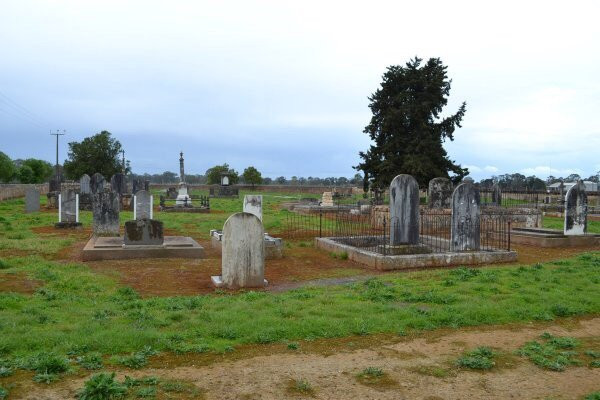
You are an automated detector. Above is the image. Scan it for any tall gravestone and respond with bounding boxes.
[59,189,78,223]
[134,190,153,220]
[90,173,106,194]
[451,183,480,251]
[92,191,120,236]
[25,187,40,213]
[80,174,91,194]
[564,180,587,236]
[243,195,262,221]
[212,212,266,288]
[132,179,141,195]
[144,180,150,191]
[491,183,502,207]
[110,173,127,195]
[389,174,419,245]
[428,177,452,209]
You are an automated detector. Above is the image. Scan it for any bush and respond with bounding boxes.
[78,372,127,400]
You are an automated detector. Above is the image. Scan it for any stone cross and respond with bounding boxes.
[491,183,502,207]
[79,174,91,194]
[134,190,153,220]
[564,180,587,236]
[212,212,266,288]
[92,191,120,236]
[90,173,105,194]
[25,187,40,213]
[451,183,481,251]
[243,194,262,221]
[59,189,79,223]
[427,177,452,209]
[110,173,127,195]
[389,174,419,245]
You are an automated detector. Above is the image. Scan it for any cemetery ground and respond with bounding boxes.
[0,191,598,399]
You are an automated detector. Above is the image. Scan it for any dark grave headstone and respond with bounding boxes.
[25,187,40,213]
[451,183,481,251]
[389,174,420,245]
[564,180,587,235]
[110,173,127,195]
[49,178,61,192]
[491,183,502,207]
[92,190,120,236]
[90,173,106,194]
[428,177,453,209]
[124,219,164,246]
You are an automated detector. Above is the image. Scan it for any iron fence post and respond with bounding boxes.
[319,209,322,238]
[382,217,387,256]
[508,220,511,251]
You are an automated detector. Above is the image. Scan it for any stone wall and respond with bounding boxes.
[150,183,358,195]
[0,183,50,201]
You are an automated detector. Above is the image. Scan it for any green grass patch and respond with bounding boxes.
[517,333,582,371]
[456,347,496,370]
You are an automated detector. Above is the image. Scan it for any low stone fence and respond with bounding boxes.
[149,183,358,195]
[0,183,49,201]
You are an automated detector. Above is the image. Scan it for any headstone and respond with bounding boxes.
[428,177,453,209]
[321,192,334,207]
[92,191,120,236]
[110,173,127,195]
[167,187,177,199]
[124,219,164,246]
[134,190,153,220]
[143,180,150,191]
[491,183,502,207]
[79,174,91,194]
[212,212,266,288]
[59,189,78,223]
[243,195,262,221]
[25,187,40,213]
[564,180,587,236]
[132,179,141,195]
[389,174,419,245]
[49,178,61,192]
[175,182,192,206]
[451,183,480,251]
[90,173,106,194]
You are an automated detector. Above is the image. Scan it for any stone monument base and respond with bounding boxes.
[55,222,83,229]
[210,275,268,289]
[82,236,204,261]
[376,244,432,255]
[510,227,600,247]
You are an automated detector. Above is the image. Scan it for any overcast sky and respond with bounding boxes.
[1,0,599,180]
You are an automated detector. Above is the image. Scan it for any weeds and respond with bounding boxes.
[78,372,127,400]
[456,347,496,370]
[77,353,103,370]
[287,378,315,396]
[517,333,582,371]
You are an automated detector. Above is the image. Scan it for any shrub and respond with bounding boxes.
[78,372,127,400]
[0,386,8,400]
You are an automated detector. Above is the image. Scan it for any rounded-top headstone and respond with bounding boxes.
[110,173,127,195]
[79,174,91,194]
[60,189,78,223]
[389,174,420,245]
[564,180,587,235]
[451,183,481,251]
[220,212,265,288]
[90,173,106,194]
[243,195,263,221]
[428,177,453,209]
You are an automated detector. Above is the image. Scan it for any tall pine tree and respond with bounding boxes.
[356,57,468,189]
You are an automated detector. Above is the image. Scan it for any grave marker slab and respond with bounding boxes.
[92,191,120,236]
[564,180,587,236]
[428,177,452,209]
[80,174,91,194]
[90,173,106,194]
[451,183,480,251]
[25,187,40,213]
[243,195,262,221]
[110,173,127,195]
[134,190,153,220]
[212,212,266,288]
[124,219,164,246]
[389,174,419,245]
[492,183,502,207]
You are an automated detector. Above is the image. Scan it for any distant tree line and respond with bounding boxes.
[0,151,54,184]
[477,172,600,191]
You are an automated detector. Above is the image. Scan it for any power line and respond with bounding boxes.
[0,89,50,128]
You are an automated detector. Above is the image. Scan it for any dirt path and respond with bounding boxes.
[17,318,600,399]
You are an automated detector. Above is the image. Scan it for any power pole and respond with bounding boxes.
[121,149,125,173]
[50,130,65,182]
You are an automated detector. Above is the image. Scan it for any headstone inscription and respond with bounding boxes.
[212,212,266,288]
[564,180,587,236]
[451,183,481,251]
[124,219,164,246]
[243,195,262,221]
[25,187,40,213]
[389,174,419,245]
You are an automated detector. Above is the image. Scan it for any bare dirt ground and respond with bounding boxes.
[11,317,600,399]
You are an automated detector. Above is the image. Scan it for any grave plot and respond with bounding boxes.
[158,152,211,213]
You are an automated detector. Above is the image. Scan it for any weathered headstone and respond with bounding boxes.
[49,178,61,192]
[134,190,153,220]
[80,174,91,194]
[124,219,164,245]
[143,180,150,191]
[491,183,502,207]
[132,179,141,195]
[428,177,452,209]
[321,192,334,207]
[564,180,587,236]
[451,183,480,251]
[92,191,120,236]
[90,173,106,194]
[389,174,419,245]
[243,195,262,221]
[212,212,266,288]
[59,189,78,223]
[25,187,40,213]
[110,173,127,195]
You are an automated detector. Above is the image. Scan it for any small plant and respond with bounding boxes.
[584,392,600,400]
[358,367,384,379]
[78,372,127,400]
[135,386,156,398]
[287,342,299,350]
[517,333,581,371]
[329,251,348,260]
[456,347,496,370]
[77,353,103,370]
[287,378,314,396]
[0,385,8,400]
[0,365,13,378]
[33,371,59,384]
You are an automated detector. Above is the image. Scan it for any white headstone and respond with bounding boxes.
[243,195,262,221]
[389,174,420,245]
[212,212,266,288]
[134,190,153,220]
[564,180,587,236]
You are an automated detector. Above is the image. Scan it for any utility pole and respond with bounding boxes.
[121,149,125,173]
[50,130,65,182]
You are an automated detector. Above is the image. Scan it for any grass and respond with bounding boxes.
[517,333,583,371]
[543,215,600,233]
[356,366,397,388]
[77,373,202,399]
[287,378,315,396]
[456,347,496,370]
